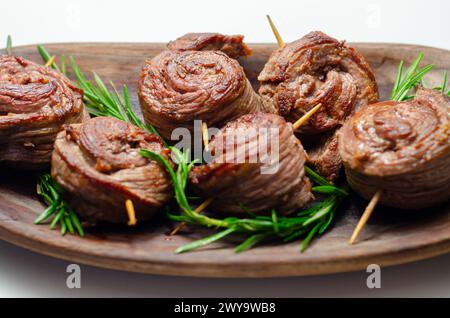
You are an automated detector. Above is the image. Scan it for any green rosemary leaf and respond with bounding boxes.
[282,227,309,243]
[60,217,67,236]
[50,209,64,229]
[65,215,75,235]
[302,198,336,226]
[300,222,322,252]
[319,208,336,234]
[6,35,12,56]
[235,233,268,253]
[304,166,331,186]
[69,210,85,237]
[34,204,57,224]
[391,60,404,99]
[60,55,67,76]
[271,209,279,233]
[37,45,60,72]
[175,228,236,254]
[441,71,448,94]
[312,185,348,196]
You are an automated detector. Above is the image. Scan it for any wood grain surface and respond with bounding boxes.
[0,42,449,278]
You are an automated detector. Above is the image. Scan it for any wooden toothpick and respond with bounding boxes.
[170,198,213,235]
[125,199,137,226]
[349,190,383,244]
[45,55,56,68]
[266,15,285,48]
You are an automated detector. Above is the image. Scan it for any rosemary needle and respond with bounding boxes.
[6,35,12,56]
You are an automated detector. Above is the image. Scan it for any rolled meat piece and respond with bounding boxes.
[167,33,252,59]
[0,55,87,168]
[339,88,450,209]
[52,117,173,224]
[189,112,313,215]
[138,50,275,141]
[258,31,379,135]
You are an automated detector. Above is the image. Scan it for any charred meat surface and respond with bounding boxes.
[339,88,450,209]
[51,117,172,224]
[190,112,313,215]
[138,50,274,140]
[0,55,87,168]
[167,33,252,59]
[258,31,379,135]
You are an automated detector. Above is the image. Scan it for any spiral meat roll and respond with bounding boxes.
[0,55,87,168]
[258,31,379,135]
[138,50,273,140]
[167,33,252,59]
[339,88,450,209]
[52,117,172,224]
[190,112,313,215]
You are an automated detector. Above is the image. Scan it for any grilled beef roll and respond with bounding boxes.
[339,88,450,209]
[190,112,313,215]
[138,50,274,140]
[0,55,87,168]
[52,117,172,224]
[258,31,379,135]
[167,33,252,59]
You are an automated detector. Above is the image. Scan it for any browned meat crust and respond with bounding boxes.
[51,117,173,224]
[258,31,379,135]
[138,50,274,140]
[167,33,252,59]
[339,88,450,209]
[0,55,88,168]
[306,128,342,181]
[190,112,313,215]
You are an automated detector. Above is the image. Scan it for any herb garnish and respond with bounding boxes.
[140,147,348,253]
[390,52,449,101]
[35,173,84,237]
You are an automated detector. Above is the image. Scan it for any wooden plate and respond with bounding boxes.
[0,43,449,278]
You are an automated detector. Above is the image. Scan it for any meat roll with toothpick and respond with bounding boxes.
[258,31,379,180]
[339,88,450,209]
[189,112,313,215]
[0,55,88,168]
[138,50,275,141]
[51,117,172,224]
[259,31,378,133]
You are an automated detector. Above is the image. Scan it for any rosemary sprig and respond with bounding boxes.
[37,45,165,142]
[35,174,84,237]
[390,53,450,100]
[140,147,348,254]
[390,53,434,102]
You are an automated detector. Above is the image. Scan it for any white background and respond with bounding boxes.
[1,0,450,297]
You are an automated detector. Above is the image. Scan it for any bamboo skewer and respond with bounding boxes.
[125,199,137,226]
[266,15,284,47]
[45,55,56,68]
[349,190,383,244]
